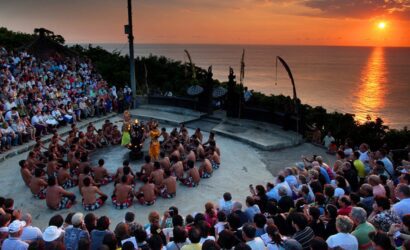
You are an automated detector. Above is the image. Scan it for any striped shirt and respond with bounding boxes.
[292,227,314,250]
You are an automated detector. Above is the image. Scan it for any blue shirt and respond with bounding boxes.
[2,237,29,250]
[381,157,394,177]
[64,227,90,250]
[285,175,298,188]
[392,198,410,219]
[319,167,331,184]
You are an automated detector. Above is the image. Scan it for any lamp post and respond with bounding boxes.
[125,0,137,106]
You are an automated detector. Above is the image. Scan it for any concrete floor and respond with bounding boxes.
[0,118,334,231]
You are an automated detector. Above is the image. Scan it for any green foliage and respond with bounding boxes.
[33,28,65,44]
[0,27,34,49]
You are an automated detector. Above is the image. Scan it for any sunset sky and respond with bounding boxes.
[0,0,409,47]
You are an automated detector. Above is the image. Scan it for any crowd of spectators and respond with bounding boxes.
[4,132,410,250]
[0,46,133,153]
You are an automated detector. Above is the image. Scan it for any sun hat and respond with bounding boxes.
[43,226,63,242]
[8,220,26,233]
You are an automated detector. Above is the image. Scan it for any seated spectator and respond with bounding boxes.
[350,207,375,250]
[64,213,90,250]
[242,223,265,250]
[326,215,358,250]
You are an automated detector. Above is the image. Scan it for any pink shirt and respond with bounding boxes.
[373,184,386,197]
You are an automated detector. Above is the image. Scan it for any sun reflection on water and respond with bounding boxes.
[354,47,387,124]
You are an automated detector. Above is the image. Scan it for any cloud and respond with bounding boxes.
[303,0,410,19]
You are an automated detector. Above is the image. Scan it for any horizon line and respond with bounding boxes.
[67,42,410,49]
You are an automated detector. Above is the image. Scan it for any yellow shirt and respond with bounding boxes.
[354,159,366,178]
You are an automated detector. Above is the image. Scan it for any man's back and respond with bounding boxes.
[246,237,265,250]
[2,237,29,250]
[64,227,90,250]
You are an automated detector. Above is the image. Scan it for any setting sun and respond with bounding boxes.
[378,21,386,29]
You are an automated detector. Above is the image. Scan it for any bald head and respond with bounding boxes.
[22,213,32,225]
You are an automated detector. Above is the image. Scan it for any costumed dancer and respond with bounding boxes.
[121,110,131,146]
[149,122,161,161]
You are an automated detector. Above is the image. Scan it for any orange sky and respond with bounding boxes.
[0,0,409,47]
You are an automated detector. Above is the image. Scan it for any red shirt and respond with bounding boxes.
[338,205,352,216]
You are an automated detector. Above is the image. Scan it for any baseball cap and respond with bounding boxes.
[43,226,63,242]
[8,220,26,233]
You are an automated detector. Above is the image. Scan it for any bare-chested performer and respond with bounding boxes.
[170,144,181,161]
[136,177,156,206]
[46,154,60,178]
[46,176,76,210]
[170,155,184,180]
[198,155,213,179]
[30,168,48,199]
[93,159,114,185]
[195,140,205,159]
[180,160,200,187]
[159,152,171,171]
[112,175,134,209]
[137,156,153,180]
[208,147,221,170]
[115,160,132,183]
[184,150,196,169]
[161,169,177,199]
[19,160,32,186]
[57,161,78,189]
[26,151,43,172]
[78,154,90,174]
[81,177,108,211]
[78,166,98,194]
[111,125,122,145]
[149,162,164,189]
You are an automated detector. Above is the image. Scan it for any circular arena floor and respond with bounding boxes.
[0,120,274,229]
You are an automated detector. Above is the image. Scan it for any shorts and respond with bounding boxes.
[160,188,176,199]
[83,198,105,211]
[62,179,77,189]
[52,196,73,210]
[143,200,156,206]
[180,177,198,187]
[201,172,212,179]
[112,195,133,209]
[33,188,47,199]
[211,161,220,170]
[99,175,114,185]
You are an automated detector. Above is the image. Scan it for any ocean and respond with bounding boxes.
[97,44,410,129]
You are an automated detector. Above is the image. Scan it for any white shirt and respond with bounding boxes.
[326,232,358,250]
[199,236,215,244]
[21,225,43,241]
[246,237,265,250]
